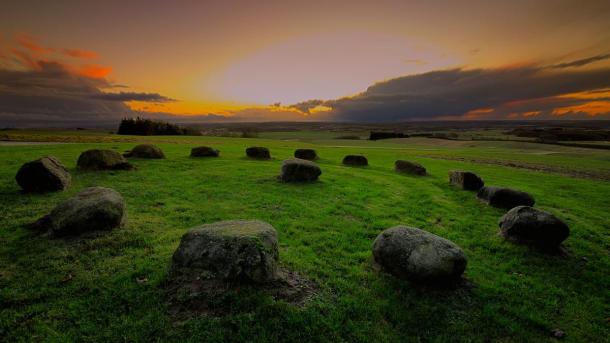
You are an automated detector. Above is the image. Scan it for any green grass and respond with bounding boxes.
[1,132,609,342]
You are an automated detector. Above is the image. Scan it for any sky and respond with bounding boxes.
[1,0,610,126]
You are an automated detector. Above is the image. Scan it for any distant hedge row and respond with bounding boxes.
[117,118,200,136]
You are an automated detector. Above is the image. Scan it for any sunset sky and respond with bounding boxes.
[1,0,610,126]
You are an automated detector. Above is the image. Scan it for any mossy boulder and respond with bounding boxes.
[395,160,426,176]
[15,156,71,193]
[246,147,271,159]
[449,170,484,191]
[372,226,467,283]
[191,146,220,157]
[342,155,368,166]
[294,149,317,160]
[280,158,321,182]
[499,206,569,248]
[124,144,165,159]
[477,186,535,209]
[33,187,126,237]
[77,149,134,170]
[171,220,279,283]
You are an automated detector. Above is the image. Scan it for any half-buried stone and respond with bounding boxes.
[449,170,484,191]
[294,149,317,160]
[342,155,368,166]
[280,158,321,182]
[171,220,279,283]
[499,206,569,249]
[246,146,271,159]
[15,156,71,192]
[477,186,535,209]
[372,226,467,283]
[124,144,165,159]
[190,146,220,157]
[395,160,427,176]
[32,187,126,238]
[77,149,134,170]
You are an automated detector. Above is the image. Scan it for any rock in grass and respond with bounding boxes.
[280,158,321,182]
[499,206,569,248]
[246,146,271,159]
[124,144,165,159]
[449,170,484,191]
[33,187,126,237]
[171,220,279,283]
[372,226,467,282]
[395,160,427,176]
[294,149,317,160]
[342,155,368,166]
[190,146,220,157]
[15,156,71,193]
[477,186,535,209]
[77,149,134,170]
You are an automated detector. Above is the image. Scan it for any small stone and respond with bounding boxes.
[551,329,566,339]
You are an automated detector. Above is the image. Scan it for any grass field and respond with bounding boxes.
[1,131,609,342]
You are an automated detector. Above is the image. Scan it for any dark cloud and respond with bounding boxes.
[549,53,610,69]
[297,66,610,121]
[92,91,176,102]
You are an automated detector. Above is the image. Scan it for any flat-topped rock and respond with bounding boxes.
[77,149,134,170]
[191,146,220,157]
[280,158,321,182]
[373,226,467,283]
[246,147,271,159]
[342,155,368,166]
[124,144,165,159]
[33,187,125,237]
[449,170,484,191]
[499,206,569,248]
[395,160,427,176]
[16,156,71,193]
[477,186,535,209]
[171,220,279,283]
[294,149,317,160]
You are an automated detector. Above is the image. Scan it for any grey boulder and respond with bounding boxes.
[294,149,317,160]
[34,187,126,237]
[77,149,134,170]
[373,226,467,282]
[246,146,271,159]
[449,170,484,191]
[190,146,220,157]
[395,160,427,176]
[477,186,535,209]
[499,206,569,248]
[280,158,321,182]
[171,220,279,283]
[124,144,165,159]
[16,156,71,193]
[342,155,368,166]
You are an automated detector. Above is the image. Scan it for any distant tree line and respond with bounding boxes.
[117,117,200,136]
[369,131,409,140]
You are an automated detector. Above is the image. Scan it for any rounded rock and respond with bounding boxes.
[477,186,535,209]
[15,156,71,192]
[124,144,165,159]
[246,146,271,159]
[77,149,134,170]
[499,206,569,248]
[342,155,368,166]
[395,160,427,176]
[449,170,484,191]
[190,146,220,157]
[372,226,467,282]
[294,149,317,160]
[280,158,321,182]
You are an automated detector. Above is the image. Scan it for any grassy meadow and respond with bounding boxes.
[1,130,609,342]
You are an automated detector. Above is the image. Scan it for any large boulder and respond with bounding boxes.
[372,226,467,282]
[449,170,484,191]
[124,144,165,159]
[342,155,368,166]
[477,186,535,209]
[190,146,220,157]
[280,158,321,182]
[171,220,279,283]
[499,206,569,248]
[294,149,317,160]
[15,156,71,193]
[77,149,134,170]
[246,147,271,159]
[395,160,427,176]
[33,187,126,237]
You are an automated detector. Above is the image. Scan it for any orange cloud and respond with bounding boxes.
[552,101,610,117]
[15,33,54,55]
[79,64,112,78]
[62,48,98,59]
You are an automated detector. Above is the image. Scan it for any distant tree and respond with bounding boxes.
[117,117,200,136]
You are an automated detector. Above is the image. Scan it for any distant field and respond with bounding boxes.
[1,130,609,342]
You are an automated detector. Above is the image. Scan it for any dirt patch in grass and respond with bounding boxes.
[420,155,610,181]
[163,267,319,321]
